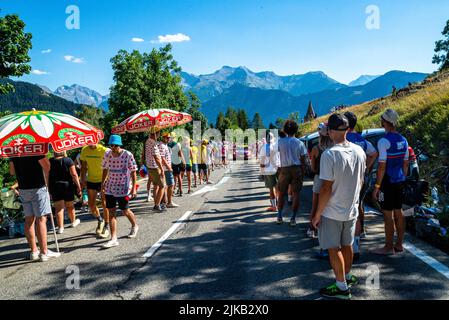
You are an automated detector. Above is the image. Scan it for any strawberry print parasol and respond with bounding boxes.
[0,110,104,158]
[111,108,193,134]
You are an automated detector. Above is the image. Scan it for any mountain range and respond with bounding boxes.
[194,68,428,124]
[36,84,109,111]
[181,66,346,102]
[1,66,428,125]
[0,79,84,115]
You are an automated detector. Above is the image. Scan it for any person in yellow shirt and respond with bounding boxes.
[198,139,212,185]
[190,140,199,188]
[80,143,110,238]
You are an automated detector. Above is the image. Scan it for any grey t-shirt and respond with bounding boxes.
[319,142,367,221]
[277,137,308,167]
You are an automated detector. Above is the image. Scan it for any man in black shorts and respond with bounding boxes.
[372,109,409,255]
[80,144,110,238]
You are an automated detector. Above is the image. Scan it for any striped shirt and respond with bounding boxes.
[145,137,161,169]
[158,142,171,171]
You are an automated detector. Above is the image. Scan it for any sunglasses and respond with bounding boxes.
[109,144,120,148]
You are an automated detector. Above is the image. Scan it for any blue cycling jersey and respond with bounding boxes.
[347,131,368,153]
[384,132,408,184]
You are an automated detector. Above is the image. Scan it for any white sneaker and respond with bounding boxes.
[128,226,139,238]
[71,219,81,228]
[39,249,61,262]
[57,227,64,234]
[167,203,179,208]
[146,194,153,202]
[103,238,119,248]
[29,251,40,261]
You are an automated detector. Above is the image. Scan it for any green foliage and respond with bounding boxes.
[225,107,238,125]
[106,44,191,157]
[185,91,207,134]
[215,112,226,135]
[75,105,104,129]
[401,103,449,157]
[237,109,249,130]
[433,20,449,71]
[251,112,265,130]
[0,13,32,94]
[0,79,84,114]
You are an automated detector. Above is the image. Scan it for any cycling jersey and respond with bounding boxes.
[378,132,409,184]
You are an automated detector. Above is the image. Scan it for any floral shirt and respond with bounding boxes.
[102,150,138,197]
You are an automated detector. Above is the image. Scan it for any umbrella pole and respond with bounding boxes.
[43,175,60,253]
[49,208,60,253]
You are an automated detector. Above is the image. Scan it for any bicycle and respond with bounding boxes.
[0,189,24,237]
[427,166,449,195]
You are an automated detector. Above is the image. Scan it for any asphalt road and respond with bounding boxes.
[1,160,449,300]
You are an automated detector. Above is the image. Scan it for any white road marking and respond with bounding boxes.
[366,205,449,280]
[403,242,449,280]
[143,210,194,258]
[190,176,230,196]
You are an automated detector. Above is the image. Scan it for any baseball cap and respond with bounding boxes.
[381,109,399,126]
[327,114,349,131]
[317,122,329,136]
[108,134,123,146]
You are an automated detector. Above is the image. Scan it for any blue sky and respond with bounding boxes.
[2,0,449,95]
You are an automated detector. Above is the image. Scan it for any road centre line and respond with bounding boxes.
[142,210,194,258]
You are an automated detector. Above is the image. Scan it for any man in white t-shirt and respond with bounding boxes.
[260,133,280,212]
[312,114,366,300]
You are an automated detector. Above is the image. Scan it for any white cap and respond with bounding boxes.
[381,109,399,126]
[317,122,328,136]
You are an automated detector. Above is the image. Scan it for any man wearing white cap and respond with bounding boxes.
[372,109,409,255]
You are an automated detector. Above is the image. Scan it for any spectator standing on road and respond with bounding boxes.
[344,111,379,260]
[308,123,333,240]
[191,140,199,188]
[49,151,82,234]
[160,133,179,208]
[277,120,308,226]
[199,139,212,184]
[9,156,61,262]
[372,109,409,255]
[145,132,166,212]
[169,135,186,197]
[80,143,110,238]
[101,135,139,248]
[182,137,194,194]
[312,113,366,300]
[260,132,281,212]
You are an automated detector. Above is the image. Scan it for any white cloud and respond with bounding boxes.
[31,69,49,75]
[41,49,52,54]
[132,37,145,42]
[64,55,85,63]
[152,33,191,44]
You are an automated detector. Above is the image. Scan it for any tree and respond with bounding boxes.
[251,112,265,130]
[185,91,207,134]
[106,44,190,156]
[75,105,104,129]
[237,109,249,130]
[215,111,226,135]
[288,111,301,124]
[0,14,32,94]
[433,20,449,70]
[275,117,285,130]
[225,107,238,126]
